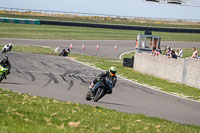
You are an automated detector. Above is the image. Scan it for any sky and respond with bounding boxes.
[0,0,200,20]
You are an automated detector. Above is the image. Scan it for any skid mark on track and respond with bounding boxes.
[42,73,59,87]
[40,62,53,69]
[60,74,74,90]
[55,64,69,70]
[12,68,93,89]
[24,71,36,81]
[13,68,32,81]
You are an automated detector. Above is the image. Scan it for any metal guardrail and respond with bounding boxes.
[0,7,200,25]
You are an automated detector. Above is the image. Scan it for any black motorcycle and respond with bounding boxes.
[59,48,70,57]
[85,77,114,102]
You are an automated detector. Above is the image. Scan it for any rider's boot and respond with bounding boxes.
[88,83,95,97]
[89,83,94,89]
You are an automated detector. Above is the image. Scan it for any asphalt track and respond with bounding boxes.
[0,39,200,126]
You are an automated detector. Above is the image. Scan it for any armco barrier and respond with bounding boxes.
[134,52,200,89]
[0,17,40,25]
[40,20,200,33]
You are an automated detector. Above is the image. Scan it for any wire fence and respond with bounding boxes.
[0,7,200,27]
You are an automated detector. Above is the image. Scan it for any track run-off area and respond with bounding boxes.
[0,39,200,125]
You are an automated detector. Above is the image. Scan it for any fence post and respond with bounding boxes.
[182,58,188,84]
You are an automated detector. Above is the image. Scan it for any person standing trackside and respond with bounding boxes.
[191,47,198,59]
[178,48,183,58]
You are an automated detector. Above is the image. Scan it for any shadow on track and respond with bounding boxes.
[1,82,24,85]
[98,101,139,108]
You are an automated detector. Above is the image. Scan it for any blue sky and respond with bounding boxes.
[1,0,200,20]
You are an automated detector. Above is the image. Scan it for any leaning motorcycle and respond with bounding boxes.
[0,65,8,82]
[85,77,114,102]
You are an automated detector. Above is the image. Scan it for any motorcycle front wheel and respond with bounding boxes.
[93,88,106,102]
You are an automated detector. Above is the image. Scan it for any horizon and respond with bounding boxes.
[1,0,200,20]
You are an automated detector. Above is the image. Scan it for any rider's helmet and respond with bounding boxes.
[109,66,117,77]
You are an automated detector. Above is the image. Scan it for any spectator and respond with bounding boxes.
[165,46,171,56]
[191,47,198,58]
[157,48,162,55]
[175,49,179,56]
[151,47,160,56]
[177,48,183,58]
[169,50,177,59]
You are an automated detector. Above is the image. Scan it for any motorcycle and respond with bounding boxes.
[85,77,114,102]
[2,44,12,54]
[59,48,70,57]
[0,65,8,82]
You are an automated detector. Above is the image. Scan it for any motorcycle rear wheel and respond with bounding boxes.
[85,92,92,101]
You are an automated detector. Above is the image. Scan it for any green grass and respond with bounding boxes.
[121,52,135,60]
[1,45,199,100]
[1,23,200,41]
[7,45,58,55]
[1,13,200,29]
[1,88,200,133]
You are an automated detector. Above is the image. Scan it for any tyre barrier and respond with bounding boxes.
[0,17,40,25]
[40,20,200,33]
[123,57,134,68]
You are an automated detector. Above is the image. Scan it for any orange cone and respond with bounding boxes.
[70,44,73,49]
[82,44,85,50]
[114,45,117,51]
[96,44,99,50]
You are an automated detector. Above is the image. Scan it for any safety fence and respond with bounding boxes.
[0,7,200,26]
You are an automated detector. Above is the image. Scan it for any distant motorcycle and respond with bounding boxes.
[2,43,12,54]
[0,65,8,82]
[85,77,114,102]
[59,48,70,57]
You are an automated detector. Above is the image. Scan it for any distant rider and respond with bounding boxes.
[0,56,11,77]
[89,66,117,96]
[60,48,70,56]
[2,43,12,53]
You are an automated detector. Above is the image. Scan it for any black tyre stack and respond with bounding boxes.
[123,56,134,68]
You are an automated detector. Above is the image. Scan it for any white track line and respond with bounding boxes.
[119,50,135,60]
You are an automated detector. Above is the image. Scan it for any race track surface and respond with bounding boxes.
[0,39,200,125]
[1,39,200,59]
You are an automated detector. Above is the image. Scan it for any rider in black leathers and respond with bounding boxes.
[89,66,117,95]
[60,48,70,56]
[0,56,11,78]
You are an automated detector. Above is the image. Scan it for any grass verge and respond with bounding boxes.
[0,23,200,41]
[1,88,200,133]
